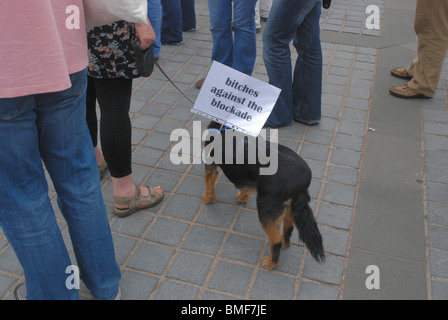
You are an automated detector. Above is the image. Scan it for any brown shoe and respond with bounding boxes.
[389,84,430,99]
[390,67,412,80]
[195,78,205,89]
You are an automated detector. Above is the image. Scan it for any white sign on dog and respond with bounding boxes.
[191,61,281,137]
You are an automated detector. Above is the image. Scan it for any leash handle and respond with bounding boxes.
[323,0,332,9]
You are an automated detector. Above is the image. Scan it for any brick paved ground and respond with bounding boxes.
[1,0,447,300]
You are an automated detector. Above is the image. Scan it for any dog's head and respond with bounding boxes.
[204,121,229,146]
[207,121,226,131]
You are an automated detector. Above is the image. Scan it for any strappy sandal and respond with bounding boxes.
[113,184,164,217]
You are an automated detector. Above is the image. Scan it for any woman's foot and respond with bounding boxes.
[98,161,108,179]
[113,183,164,217]
[94,146,108,179]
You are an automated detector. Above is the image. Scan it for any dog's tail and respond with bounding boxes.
[291,191,325,263]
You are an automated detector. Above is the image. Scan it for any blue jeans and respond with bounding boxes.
[181,0,197,31]
[161,0,196,44]
[263,0,322,127]
[161,0,183,44]
[148,0,162,58]
[0,69,121,300]
[208,0,258,75]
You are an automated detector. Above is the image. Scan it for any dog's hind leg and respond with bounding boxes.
[282,204,294,248]
[260,217,283,270]
[257,196,285,270]
[236,190,251,204]
[202,164,218,203]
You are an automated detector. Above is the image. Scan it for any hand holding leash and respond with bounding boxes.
[135,18,156,50]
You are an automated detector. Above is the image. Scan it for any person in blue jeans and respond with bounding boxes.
[0,70,122,300]
[195,0,257,89]
[208,0,258,76]
[161,0,196,45]
[148,0,162,59]
[263,0,323,128]
[0,1,121,300]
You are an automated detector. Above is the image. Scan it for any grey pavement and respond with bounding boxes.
[1,0,447,300]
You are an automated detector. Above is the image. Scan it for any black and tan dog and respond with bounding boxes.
[201,121,325,270]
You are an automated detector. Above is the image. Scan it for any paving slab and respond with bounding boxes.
[0,0,447,300]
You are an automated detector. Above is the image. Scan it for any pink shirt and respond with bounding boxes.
[0,0,88,98]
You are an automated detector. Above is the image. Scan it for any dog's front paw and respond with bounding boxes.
[202,192,216,204]
[261,256,278,270]
[236,191,250,204]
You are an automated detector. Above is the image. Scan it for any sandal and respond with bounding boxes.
[98,161,108,179]
[113,184,164,217]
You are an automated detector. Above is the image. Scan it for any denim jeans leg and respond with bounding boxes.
[0,69,120,300]
[181,0,196,31]
[147,0,162,57]
[293,1,322,124]
[233,0,257,75]
[0,93,77,299]
[37,69,121,300]
[161,0,184,44]
[208,0,233,68]
[263,0,321,127]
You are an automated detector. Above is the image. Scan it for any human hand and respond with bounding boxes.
[135,18,156,50]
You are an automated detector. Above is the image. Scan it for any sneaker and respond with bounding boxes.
[294,118,320,126]
[113,288,121,300]
[14,282,121,300]
[14,283,27,300]
[161,40,184,46]
[263,121,294,128]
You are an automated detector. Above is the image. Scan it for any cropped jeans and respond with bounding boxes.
[208,0,258,76]
[0,69,121,300]
[263,0,322,127]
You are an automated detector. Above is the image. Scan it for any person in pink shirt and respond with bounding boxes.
[0,0,121,300]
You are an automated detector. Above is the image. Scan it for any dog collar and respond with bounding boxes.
[208,125,230,135]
